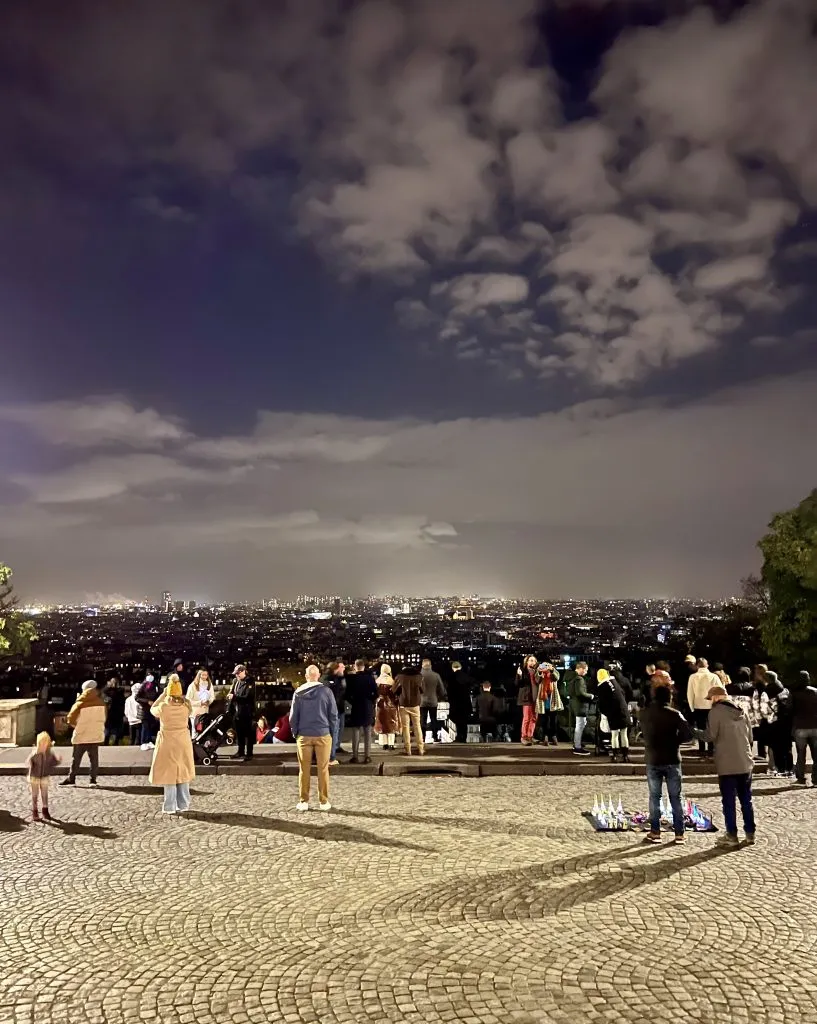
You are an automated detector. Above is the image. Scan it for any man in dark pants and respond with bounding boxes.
[103,674,126,745]
[448,662,476,742]
[791,671,817,786]
[229,664,256,762]
[703,684,756,847]
[61,680,106,786]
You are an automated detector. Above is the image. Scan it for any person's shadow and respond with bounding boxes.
[0,810,27,833]
[95,785,213,797]
[43,819,118,839]
[185,810,432,851]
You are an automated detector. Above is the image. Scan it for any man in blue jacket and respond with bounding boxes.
[290,664,338,812]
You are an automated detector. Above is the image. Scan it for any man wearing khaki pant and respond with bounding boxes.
[393,664,425,756]
[289,665,339,811]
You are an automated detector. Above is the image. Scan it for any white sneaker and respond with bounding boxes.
[140,743,149,751]
[319,802,332,812]
[148,742,155,749]
[295,801,309,812]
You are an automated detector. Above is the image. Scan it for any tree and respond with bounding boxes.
[758,490,817,670]
[0,564,37,660]
[739,573,770,615]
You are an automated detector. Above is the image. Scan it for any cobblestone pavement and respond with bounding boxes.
[1,774,816,1024]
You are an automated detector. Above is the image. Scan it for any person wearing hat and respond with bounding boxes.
[61,680,106,786]
[701,684,756,847]
[228,664,256,762]
[136,673,162,749]
[595,668,631,763]
[149,673,195,814]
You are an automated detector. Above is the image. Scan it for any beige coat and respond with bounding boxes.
[149,697,196,785]
[186,682,215,719]
[66,689,106,745]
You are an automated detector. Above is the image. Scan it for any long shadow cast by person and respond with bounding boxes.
[43,819,118,840]
[332,806,551,838]
[95,785,213,797]
[684,785,802,800]
[185,810,432,851]
[0,810,27,833]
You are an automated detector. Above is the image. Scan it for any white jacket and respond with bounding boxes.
[186,682,215,719]
[688,669,720,711]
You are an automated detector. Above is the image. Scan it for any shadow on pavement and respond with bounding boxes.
[185,810,432,851]
[44,819,118,839]
[0,810,27,832]
[95,785,213,797]
[333,806,546,838]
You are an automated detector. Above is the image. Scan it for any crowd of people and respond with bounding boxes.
[19,651,816,823]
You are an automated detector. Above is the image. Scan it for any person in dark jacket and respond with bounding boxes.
[639,686,695,842]
[477,682,503,741]
[420,660,446,743]
[596,668,631,763]
[228,664,256,762]
[764,670,793,776]
[791,670,817,786]
[322,661,347,763]
[393,664,424,756]
[565,662,592,755]
[136,674,162,749]
[103,675,127,745]
[703,685,756,846]
[345,659,378,764]
[448,662,476,742]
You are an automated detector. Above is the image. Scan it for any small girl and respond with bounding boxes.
[27,732,61,821]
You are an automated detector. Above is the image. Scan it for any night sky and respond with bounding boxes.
[1,0,816,603]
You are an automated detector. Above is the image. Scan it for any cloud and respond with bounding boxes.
[4,374,817,599]
[1,0,814,388]
[0,398,187,448]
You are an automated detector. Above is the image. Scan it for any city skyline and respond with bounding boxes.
[2,0,816,602]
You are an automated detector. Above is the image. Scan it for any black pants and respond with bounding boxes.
[753,726,766,759]
[421,706,439,741]
[480,721,497,741]
[69,743,99,781]
[769,726,793,774]
[693,709,713,754]
[450,705,471,742]
[128,723,141,746]
[235,715,254,758]
[534,710,558,741]
[105,723,123,745]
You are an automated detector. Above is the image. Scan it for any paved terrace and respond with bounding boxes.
[1,774,815,1024]
[0,740,764,778]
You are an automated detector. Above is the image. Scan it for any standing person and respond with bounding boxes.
[702,684,756,847]
[677,655,698,716]
[726,667,754,719]
[124,682,144,746]
[791,671,817,787]
[228,664,256,763]
[639,685,694,843]
[420,659,446,744]
[103,675,126,746]
[477,682,503,742]
[374,664,400,750]
[516,655,539,746]
[393,663,425,757]
[687,658,719,757]
[149,674,195,815]
[60,680,106,787]
[346,659,378,764]
[290,664,337,812]
[595,668,631,763]
[27,732,61,821]
[321,661,347,765]
[566,662,592,756]
[186,668,215,739]
[764,670,793,777]
[136,674,161,750]
[713,663,731,688]
[448,662,475,742]
[639,664,657,707]
[749,665,770,761]
[534,663,563,747]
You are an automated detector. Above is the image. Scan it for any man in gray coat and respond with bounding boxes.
[703,684,756,847]
[420,659,446,743]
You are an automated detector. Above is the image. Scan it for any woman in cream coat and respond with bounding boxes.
[150,674,195,814]
[186,668,215,738]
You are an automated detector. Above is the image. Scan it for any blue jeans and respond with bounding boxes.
[646,764,685,835]
[162,782,191,814]
[718,773,755,836]
[331,712,346,758]
[794,728,817,783]
[573,716,587,749]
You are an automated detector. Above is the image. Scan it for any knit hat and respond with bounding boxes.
[81,680,97,692]
[596,668,609,683]
[131,683,141,694]
[145,674,154,683]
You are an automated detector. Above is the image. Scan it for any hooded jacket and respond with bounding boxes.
[289,680,339,738]
[687,666,720,711]
[125,684,144,725]
[66,688,107,745]
[704,699,754,776]
[791,672,817,731]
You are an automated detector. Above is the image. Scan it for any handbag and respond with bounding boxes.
[517,684,532,706]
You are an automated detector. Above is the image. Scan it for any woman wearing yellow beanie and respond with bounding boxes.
[149,673,196,814]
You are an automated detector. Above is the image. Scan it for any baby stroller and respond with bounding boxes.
[193,714,230,767]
